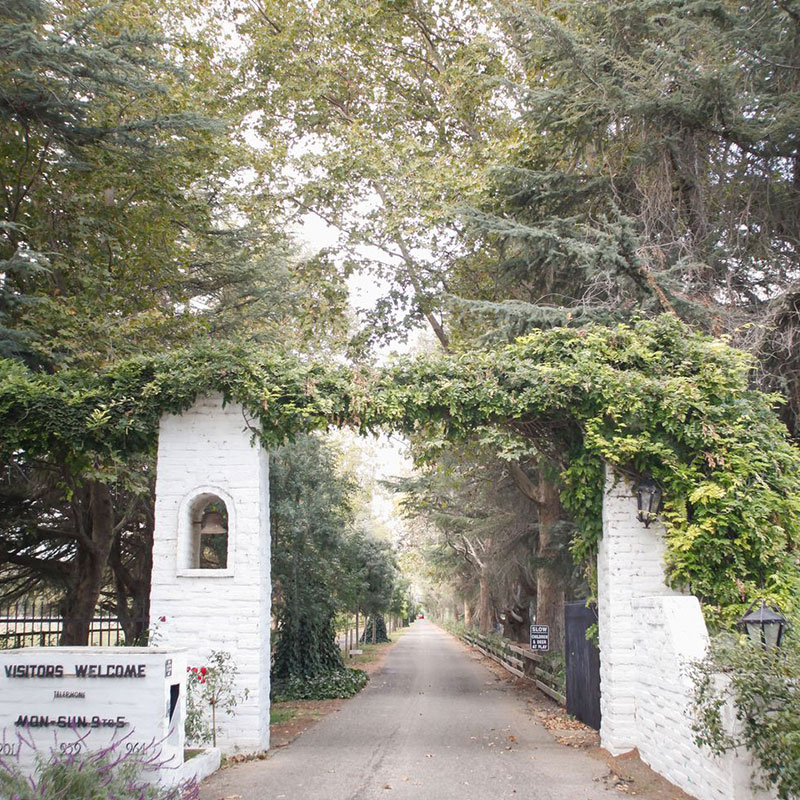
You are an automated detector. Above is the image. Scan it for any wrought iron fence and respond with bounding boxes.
[0,601,142,649]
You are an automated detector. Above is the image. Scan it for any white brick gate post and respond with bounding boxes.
[597,465,680,755]
[597,467,776,800]
[149,394,270,754]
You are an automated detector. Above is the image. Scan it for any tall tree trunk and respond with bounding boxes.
[536,470,564,653]
[109,494,153,644]
[61,481,116,645]
[110,530,152,644]
[478,572,492,635]
[463,598,472,627]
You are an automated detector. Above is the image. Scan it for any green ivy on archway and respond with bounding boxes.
[1,315,798,625]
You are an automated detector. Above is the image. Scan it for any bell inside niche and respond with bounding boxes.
[200,509,227,535]
[198,503,228,569]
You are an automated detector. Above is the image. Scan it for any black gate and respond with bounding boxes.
[564,601,601,730]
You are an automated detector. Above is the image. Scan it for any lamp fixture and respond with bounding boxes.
[738,599,787,649]
[636,477,663,528]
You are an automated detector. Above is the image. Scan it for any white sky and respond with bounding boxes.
[295,213,416,537]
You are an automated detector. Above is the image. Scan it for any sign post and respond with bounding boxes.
[530,624,550,652]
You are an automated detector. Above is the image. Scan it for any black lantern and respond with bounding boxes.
[636,477,662,528]
[738,599,787,649]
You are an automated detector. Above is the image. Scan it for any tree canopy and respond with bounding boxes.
[0,0,351,641]
[229,0,800,638]
[4,0,800,652]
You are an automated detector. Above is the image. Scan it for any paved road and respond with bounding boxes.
[199,621,612,800]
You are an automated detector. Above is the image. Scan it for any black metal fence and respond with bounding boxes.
[0,601,139,649]
[564,601,601,730]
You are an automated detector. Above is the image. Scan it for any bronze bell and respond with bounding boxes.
[200,509,227,535]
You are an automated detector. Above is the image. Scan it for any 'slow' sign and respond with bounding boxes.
[530,624,549,651]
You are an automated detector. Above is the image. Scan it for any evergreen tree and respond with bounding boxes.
[270,435,353,680]
[458,1,800,432]
[0,0,349,641]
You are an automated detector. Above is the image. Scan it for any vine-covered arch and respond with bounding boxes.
[1,314,799,622]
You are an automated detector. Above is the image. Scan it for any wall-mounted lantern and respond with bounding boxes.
[738,599,787,649]
[636,477,663,528]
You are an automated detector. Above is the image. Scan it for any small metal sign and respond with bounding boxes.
[530,624,550,652]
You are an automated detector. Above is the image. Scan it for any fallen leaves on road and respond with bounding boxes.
[530,706,599,748]
[536,710,588,731]
[599,769,638,794]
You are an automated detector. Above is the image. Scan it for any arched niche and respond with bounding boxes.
[176,486,236,577]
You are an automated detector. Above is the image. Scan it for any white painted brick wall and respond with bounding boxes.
[599,466,777,800]
[598,467,683,754]
[150,395,270,754]
[632,596,731,800]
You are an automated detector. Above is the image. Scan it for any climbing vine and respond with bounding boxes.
[1,316,799,624]
[369,317,800,625]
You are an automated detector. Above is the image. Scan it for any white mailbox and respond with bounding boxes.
[0,648,186,785]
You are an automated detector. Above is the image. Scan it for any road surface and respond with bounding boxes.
[199,620,613,800]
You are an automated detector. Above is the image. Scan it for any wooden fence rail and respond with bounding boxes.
[458,629,566,706]
[336,614,409,657]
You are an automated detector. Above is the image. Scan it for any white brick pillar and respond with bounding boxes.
[149,394,270,754]
[597,465,680,755]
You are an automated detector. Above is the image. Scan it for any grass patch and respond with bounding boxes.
[344,626,409,666]
[347,643,383,665]
[270,706,299,725]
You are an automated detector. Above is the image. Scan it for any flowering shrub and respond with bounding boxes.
[134,615,168,647]
[188,666,208,684]
[185,652,247,747]
[185,667,211,745]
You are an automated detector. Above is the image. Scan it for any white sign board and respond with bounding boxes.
[530,624,550,651]
[0,648,186,784]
